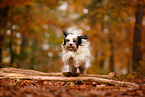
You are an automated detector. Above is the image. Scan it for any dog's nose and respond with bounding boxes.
[69,44,73,46]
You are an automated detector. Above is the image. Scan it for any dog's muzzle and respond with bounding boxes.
[67,46,74,51]
[66,43,77,51]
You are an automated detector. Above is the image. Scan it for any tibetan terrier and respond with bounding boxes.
[61,30,91,75]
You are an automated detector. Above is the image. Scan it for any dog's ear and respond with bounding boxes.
[81,35,88,39]
[77,35,88,46]
[63,30,68,37]
[78,35,88,40]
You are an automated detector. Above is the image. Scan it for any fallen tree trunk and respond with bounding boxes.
[0,75,139,88]
[0,67,116,79]
[0,67,139,88]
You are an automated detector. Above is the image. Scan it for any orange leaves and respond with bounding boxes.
[0,0,34,8]
[41,0,59,7]
[0,79,144,97]
[0,0,144,74]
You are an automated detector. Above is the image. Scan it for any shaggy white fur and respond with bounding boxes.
[61,33,91,74]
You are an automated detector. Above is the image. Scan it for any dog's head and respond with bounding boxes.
[62,30,88,51]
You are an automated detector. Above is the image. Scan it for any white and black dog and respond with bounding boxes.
[61,30,91,75]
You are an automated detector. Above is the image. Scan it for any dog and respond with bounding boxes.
[61,30,91,75]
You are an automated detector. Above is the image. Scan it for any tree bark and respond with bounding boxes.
[17,5,31,68]
[108,18,114,72]
[0,7,9,67]
[30,40,37,69]
[0,33,4,68]
[132,3,144,73]
[9,27,15,67]
[0,67,117,79]
[0,75,139,88]
[0,73,138,88]
[109,33,114,72]
[107,0,114,72]
[17,33,27,68]
[0,67,139,88]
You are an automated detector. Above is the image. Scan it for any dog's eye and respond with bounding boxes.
[66,39,69,42]
[73,40,76,42]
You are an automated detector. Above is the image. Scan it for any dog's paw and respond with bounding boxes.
[63,72,72,77]
[62,72,80,77]
[71,73,80,77]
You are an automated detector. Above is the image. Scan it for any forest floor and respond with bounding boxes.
[0,79,144,97]
[0,68,144,97]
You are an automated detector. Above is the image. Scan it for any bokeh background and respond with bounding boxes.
[0,0,144,76]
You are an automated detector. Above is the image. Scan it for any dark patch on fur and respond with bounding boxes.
[77,37,82,45]
[63,30,68,37]
[63,39,66,45]
[79,35,88,39]
[63,30,68,45]
[77,35,88,48]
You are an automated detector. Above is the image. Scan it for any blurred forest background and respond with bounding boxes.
[0,0,144,76]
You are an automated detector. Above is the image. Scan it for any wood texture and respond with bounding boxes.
[0,67,139,88]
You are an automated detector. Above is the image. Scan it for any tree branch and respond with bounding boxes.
[0,67,139,88]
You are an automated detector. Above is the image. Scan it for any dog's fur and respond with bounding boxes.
[61,30,91,74]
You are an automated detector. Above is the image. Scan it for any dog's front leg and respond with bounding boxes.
[68,58,77,74]
[69,66,77,74]
[79,64,86,74]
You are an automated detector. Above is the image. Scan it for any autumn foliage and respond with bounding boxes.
[0,78,145,97]
[0,0,144,76]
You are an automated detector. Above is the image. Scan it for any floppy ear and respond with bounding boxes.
[63,30,68,37]
[81,35,88,39]
[77,35,88,46]
[78,35,88,39]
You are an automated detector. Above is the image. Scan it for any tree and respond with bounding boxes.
[0,6,9,67]
[132,2,144,73]
[0,0,144,74]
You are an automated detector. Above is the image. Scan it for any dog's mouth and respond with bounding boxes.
[68,46,74,50]
[67,46,76,51]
